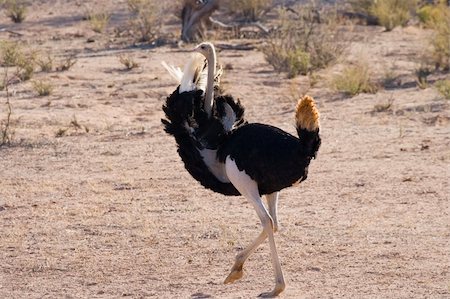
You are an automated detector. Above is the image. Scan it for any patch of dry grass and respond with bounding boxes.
[118,54,139,70]
[32,80,53,96]
[332,61,378,96]
[127,0,164,42]
[227,0,272,21]
[435,79,450,99]
[3,0,27,23]
[262,5,346,78]
[370,0,415,31]
[0,41,36,81]
[88,12,110,33]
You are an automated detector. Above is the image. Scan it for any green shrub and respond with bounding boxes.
[263,44,310,78]
[435,80,450,99]
[0,41,23,66]
[370,0,416,31]
[0,41,36,81]
[262,5,345,78]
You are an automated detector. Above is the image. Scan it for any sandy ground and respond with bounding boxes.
[1,1,449,298]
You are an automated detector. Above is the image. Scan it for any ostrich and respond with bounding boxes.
[162,42,321,297]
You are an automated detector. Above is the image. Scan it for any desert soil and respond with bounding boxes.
[0,1,449,298]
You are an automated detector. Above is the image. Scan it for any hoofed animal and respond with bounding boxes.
[162,42,321,297]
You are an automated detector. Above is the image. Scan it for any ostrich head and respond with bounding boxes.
[193,42,215,60]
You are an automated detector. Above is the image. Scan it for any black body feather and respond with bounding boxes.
[217,123,321,195]
[162,87,320,197]
[162,87,246,196]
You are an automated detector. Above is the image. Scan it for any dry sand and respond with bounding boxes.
[0,1,449,298]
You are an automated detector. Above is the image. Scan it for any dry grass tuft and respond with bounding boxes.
[118,54,139,70]
[348,0,415,30]
[332,61,378,96]
[415,66,431,89]
[4,0,27,23]
[127,0,164,42]
[0,41,36,81]
[32,80,53,96]
[262,5,346,78]
[370,0,415,31]
[37,54,53,72]
[227,0,272,21]
[88,12,110,33]
[435,79,450,99]
[55,56,77,72]
[373,96,395,112]
[55,116,89,137]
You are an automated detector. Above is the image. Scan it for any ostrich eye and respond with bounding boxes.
[201,45,205,49]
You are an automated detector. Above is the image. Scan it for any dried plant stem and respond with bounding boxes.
[1,68,13,146]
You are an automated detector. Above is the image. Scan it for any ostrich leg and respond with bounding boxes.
[224,192,280,284]
[224,157,286,297]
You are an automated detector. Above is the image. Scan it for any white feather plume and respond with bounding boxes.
[162,53,208,94]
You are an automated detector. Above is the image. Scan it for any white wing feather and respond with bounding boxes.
[161,61,183,83]
[162,53,208,93]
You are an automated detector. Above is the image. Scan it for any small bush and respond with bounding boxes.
[332,62,378,96]
[0,41,23,67]
[370,0,415,31]
[4,0,27,23]
[127,0,162,42]
[227,0,272,21]
[435,80,450,99]
[118,54,139,70]
[56,56,77,72]
[263,44,310,78]
[429,6,450,70]
[32,80,53,96]
[89,12,110,33]
[415,66,431,89]
[373,97,394,112]
[37,54,53,72]
[262,5,345,78]
[0,41,36,81]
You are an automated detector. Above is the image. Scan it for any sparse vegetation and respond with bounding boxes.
[118,54,139,70]
[55,56,77,72]
[127,0,163,42]
[370,0,415,31]
[262,5,345,78]
[55,116,89,137]
[415,66,431,89]
[0,41,36,81]
[332,62,378,96]
[373,96,395,112]
[1,41,23,67]
[435,79,450,99]
[227,0,272,21]
[4,0,27,23]
[428,4,450,71]
[32,80,53,96]
[37,54,53,72]
[348,0,415,30]
[88,12,110,33]
[0,69,14,146]
[416,2,449,73]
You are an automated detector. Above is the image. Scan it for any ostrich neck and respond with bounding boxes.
[204,49,216,118]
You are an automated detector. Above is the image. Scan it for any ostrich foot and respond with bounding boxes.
[224,265,243,284]
[258,281,285,298]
